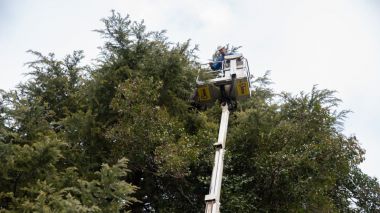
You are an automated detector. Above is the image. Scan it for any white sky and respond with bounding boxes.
[1,0,379,178]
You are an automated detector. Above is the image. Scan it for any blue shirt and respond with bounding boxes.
[210,55,224,71]
[209,53,232,71]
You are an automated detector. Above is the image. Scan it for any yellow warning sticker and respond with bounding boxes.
[197,86,211,101]
[237,80,249,96]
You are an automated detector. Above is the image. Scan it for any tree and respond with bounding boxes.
[222,80,380,212]
[0,50,138,211]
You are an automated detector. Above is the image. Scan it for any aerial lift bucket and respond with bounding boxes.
[195,54,251,107]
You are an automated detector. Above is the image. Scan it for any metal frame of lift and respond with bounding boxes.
[203,54,251,213]
[204,104,230,213]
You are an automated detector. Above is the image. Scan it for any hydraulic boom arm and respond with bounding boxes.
[205,104,230,213]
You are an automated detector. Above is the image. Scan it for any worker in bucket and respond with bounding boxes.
[209,46,230,71]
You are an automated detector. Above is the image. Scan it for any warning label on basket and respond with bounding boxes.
[197,86,211,101]
[237,80,249,96]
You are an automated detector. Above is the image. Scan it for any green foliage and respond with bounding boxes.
[1,11,379,212]
[7,158,136,212]
[222,84,379,212]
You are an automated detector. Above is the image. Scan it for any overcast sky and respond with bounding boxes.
[1,0,379,178]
